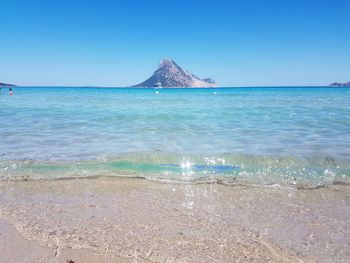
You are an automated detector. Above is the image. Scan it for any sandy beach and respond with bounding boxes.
[0,218,133,263]
[0,178,349,262]
[2,0,350,262]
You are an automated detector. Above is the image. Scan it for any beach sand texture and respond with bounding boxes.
[0,178,349,262]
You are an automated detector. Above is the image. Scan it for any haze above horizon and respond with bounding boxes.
[1,0,349,87]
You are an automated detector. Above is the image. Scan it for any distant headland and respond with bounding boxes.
[133,58,217,88]
[0,82,16,87]
[329,82,350,87]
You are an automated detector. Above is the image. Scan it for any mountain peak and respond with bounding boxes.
[159,58,173,66]
[133,59,217,88]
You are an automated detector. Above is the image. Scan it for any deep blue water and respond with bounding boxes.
[0,87,349,187]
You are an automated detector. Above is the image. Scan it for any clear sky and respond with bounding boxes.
[0,0,349,87]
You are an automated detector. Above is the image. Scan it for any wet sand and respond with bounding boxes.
[0,219,132,263]
[0,177,349,262]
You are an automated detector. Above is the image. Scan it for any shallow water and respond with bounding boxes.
[1,87,349,187]
[0,178,349,262]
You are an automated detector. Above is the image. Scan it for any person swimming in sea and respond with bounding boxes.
[9,87,13,96]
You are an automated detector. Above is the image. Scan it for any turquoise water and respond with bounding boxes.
[1,87,350,187]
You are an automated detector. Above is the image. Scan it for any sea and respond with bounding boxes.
[0,87,349,188]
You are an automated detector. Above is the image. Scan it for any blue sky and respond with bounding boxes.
[0,0,349,86]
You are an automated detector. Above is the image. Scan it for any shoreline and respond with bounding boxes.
[1,177,349,262]
[1,174,348,191]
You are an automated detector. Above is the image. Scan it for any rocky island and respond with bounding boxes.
[133,58,217,88]
[330,82,350,87]
[0,82,16,87]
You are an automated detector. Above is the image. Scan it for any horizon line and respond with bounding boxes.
[4,85,344,88]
